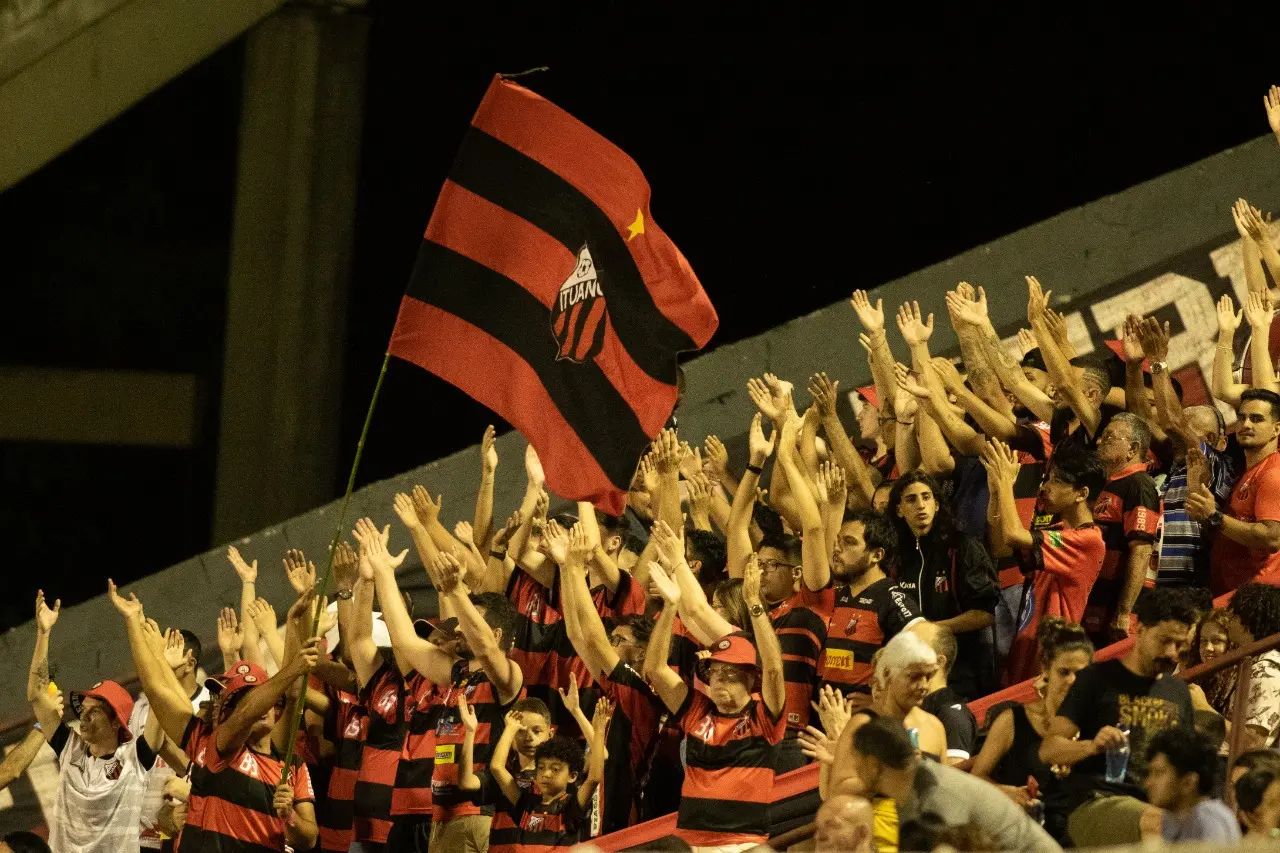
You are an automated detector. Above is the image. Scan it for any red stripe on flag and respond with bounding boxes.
[388,296,626,513]
[424,180,677,437]
[471,77,717,348]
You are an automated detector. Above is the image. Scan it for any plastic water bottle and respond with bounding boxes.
[1104,728,1131,783]
[908,728,920,750]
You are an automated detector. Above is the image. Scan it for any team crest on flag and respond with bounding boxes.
[552,244,608,363]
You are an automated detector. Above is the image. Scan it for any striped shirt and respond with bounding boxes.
[598,660,664,833]
[819,577,920,694]
[675,691,785,847]
[1157,444,1234,587]
[1087,461,1160,639]
[49,723,156,853]
[769,586,835,731]
[354,659,407,843]
[505,789,589,851]
[432,660,520,822]
[391,673,440,819]
[318,687,363,853]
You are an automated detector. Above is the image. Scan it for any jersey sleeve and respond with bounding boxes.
[880,584,922,638]
[1122,475,1161,541]
[49,723,72,758]
[1253,465,1280,523]
[134,732,158,771]
[291,761,316,803]
[955,537,1000,613]
[753,695,787,745]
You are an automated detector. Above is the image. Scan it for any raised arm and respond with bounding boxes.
[106,581,192,745]
[743,556,785,719]
[652,521,735,644]
[895,365,955,476]
[1138,318,1195,443]
[979,439,1034,551]
[473,425,499,551]
[726,413,774,578]
[0,727,50,791]
[1245,291,1280,394]
[556,678,595,744]
[561,525,620,680]
[892,377,922,473]
[850,290,899,423]
[577,501,621,592]
[217,637,320,757]
[577,698,614,809]
[1029,276,1100,436]
[246,597,284,670]
[816,462,847,564]
[1118,315,1166,442]
[28,592,61,736]
[1212,295,1248,407]
[642,568,689,714]
[487,710,524,805]
[1267,85,1280,148]
[228,547,265,668]
[808,372,875,509]
[352,518,455,687]
[703,434,740,499]
[216,607,243,672]
[457,693,483,791]
[775,411,832,592]
[436,553,523,704]
[1235,199,1278,295]
[944,287,1047,428]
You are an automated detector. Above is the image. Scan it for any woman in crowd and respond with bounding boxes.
[970,618,1093,842]
[1185,608,1236,718]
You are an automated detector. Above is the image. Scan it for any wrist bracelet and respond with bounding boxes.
[897,419,915,426]
[489,549,507,559]
[746,463,763,475]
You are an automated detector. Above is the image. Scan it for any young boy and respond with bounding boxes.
[480,697,555,853]
[460,697,613,849]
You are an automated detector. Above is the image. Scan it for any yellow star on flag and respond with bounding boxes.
[626,209,645,242]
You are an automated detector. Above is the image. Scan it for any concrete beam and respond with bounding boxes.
[212,6,368,541]
[0,0,286,191]
[0,367,198,446]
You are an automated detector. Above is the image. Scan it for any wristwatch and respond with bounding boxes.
[1204,511,1224,529]
[1150,360,1168,374]
[334,588,354,601]
[749,604,766,618]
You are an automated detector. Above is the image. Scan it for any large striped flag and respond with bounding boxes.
[388,76,718,513]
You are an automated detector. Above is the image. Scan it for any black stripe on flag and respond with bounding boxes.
[406,240,648,491]
[449,127,695,383]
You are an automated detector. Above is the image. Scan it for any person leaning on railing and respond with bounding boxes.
[1226,584,1280,750]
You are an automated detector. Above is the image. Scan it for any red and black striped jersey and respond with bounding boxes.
[675,691,785,847]
[177,716,215,849]
[1086,462,1160,637]
[391,673,440,818]
[318,686,363,853]
[180,739,314,853]
[432,659,521,822]
[769,586,835,731]
[597,660,665,833]
[353,658,407,843]
[819,577,920,694]
[504,789,589,851]
[486,763,537,853]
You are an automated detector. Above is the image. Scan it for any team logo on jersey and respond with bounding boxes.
[550,244,609,364]
[344,716,363,739]
[787,712,801,725]
[105,759,122,780]
[732,714,752,737]
[694,717,716,741]
[934,575,950,594]
[526,813,545,832]
[376,688,397,715]
[239,752,258,776]
[1093,494,1115,518]
[843,615,860,636]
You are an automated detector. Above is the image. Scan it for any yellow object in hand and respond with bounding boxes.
[47,681,58,695]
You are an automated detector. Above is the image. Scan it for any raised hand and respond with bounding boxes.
[283,549,316,595]
[1026,275,1051,323]
[454,520,476,546]
[978,438,1021,486]
[686,472,714,517]
[491,510,523,551]
[747,412,776,464]
[291,636,323,676]
[807,372,840,417]
[703,435,729,477]
[944,284,988,326]
[34,590,60,635]
[896,300,934,345]
[1217,294,1242,336]
[410,485,443,527]
[430,552,464,596]
[1186,445,1209,494]
[457,693,478,732]
[763,373,796,419]
[557,677,582,716]
[1267,85,1280,139]
[247,598,278,636]
[216,607,243,656]
[481,424,499,476]
[141,618,167,660]
[810,684,853,737]
[353,518,408,576]
[525,444,546,490]
[647,563,681,607]
[227,546,258,584]
[1245,290,1275,331]
[652,428,683,475]
[635,453,658,495]
[333,541,359,590]
[849,290,885,332]
[1120,315,1145,364]
[649,520,685,570]
[816,460,847,508]
[504,709,528,732]
[893,362,930,401]
[542,520,570,565]
[107,579,142,620]
[1184,482,1217,522]
[392,492,421,530]
[1137,317,1170,362]
[591,696,615,740]
[567,522,592,569]
[798,726,836,765]
[163,628,188,670]
[1234,198,1269,243]
[742,553,763,608]
[1016,328,1038,357]
[929,356,965,391]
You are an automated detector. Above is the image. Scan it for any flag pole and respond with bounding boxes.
[278,350,392,785]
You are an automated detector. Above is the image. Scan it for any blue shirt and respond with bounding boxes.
[1161,798,1240,843]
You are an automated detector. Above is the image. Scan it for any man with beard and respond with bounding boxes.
[1188,388,1280,594]
[817,512,922,705]
[1039,587,1196,848]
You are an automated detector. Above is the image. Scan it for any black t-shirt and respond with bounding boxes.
[1056,659,1193,809]
[921,687,977,761]
[1050,403,1121,455]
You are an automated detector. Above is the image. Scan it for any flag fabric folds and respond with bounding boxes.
[388,75,718,514]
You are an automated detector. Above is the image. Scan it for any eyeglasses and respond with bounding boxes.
[758,559,799,573]
[609,634,635,647]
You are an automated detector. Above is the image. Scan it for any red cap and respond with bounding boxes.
[856,385,880,410]
[695,632,759,678]
[206,661,269,700]
[70,680,134,742]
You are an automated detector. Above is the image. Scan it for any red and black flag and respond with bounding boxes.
[388,76,718,513]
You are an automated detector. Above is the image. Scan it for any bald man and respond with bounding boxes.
[910,622,978,765]
[814,795,874,853]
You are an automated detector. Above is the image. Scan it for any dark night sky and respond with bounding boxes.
[2,6,1278,628]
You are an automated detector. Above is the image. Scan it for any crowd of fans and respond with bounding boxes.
[10,87,1280,853]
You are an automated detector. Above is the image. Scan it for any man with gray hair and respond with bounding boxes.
[1088,411,1161,645]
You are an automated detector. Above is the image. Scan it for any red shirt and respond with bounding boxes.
[183,739,314,852]
[1212,451,1280,594]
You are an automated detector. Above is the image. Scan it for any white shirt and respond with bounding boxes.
[129,681,211,848]
[49,723,155,853]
